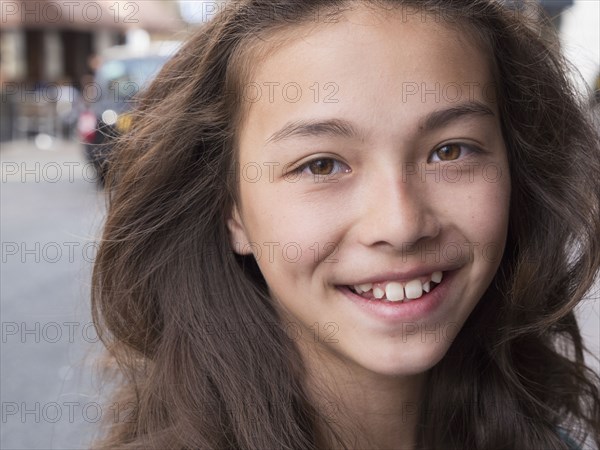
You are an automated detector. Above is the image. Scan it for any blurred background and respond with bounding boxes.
[1,1,599,448]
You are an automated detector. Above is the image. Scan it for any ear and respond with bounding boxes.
[227,204,253,255]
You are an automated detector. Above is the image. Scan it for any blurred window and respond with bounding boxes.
[96,56,167,101]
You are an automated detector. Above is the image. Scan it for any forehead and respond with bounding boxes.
[236,5,496,147]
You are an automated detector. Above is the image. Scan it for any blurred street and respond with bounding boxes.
[1,138,108,449]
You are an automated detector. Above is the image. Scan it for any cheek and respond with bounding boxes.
[470,173,511,247]
[464,181,511,288]
[442,165,510,232]
[430,166,511,270]
[240,183,343,283]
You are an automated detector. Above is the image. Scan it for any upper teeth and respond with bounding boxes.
[352,271,443,302]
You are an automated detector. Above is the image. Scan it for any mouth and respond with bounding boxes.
[342,271,444,303]
[335,270,455,322]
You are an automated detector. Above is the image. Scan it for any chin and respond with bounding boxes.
[348,343,451,379]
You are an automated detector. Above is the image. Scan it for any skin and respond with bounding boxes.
[227,6,511,449]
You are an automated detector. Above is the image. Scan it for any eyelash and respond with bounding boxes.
[428,143,481,163]
[290,143,481,177]
[292,158,351,177]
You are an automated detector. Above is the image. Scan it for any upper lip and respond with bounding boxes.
[336,265,460,286]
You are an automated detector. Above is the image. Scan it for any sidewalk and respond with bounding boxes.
[1,138,95,184]
[1,137,86,162]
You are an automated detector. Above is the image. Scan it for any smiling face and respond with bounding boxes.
[227,6,511,379]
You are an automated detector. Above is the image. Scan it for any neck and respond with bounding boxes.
[299,343,426,450]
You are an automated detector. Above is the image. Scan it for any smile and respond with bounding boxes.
[336,269,456,322]
[346,271,443,302]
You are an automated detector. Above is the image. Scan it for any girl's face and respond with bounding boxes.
[228,7,511,377]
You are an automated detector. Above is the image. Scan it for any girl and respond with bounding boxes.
[91,1,600,449]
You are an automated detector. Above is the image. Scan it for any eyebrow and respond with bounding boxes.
[264,101,495,146]
[421,101,495,132]
[265,118,360,145]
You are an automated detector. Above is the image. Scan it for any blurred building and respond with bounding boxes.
[0,0,185,141]
[0,0,184,86]
[539,0,574,28]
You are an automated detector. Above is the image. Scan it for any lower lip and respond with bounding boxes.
[337,270,457,323]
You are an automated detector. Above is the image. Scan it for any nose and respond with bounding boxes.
[354,167,441,253]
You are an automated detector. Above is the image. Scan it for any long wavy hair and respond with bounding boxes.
[91,1,600,448]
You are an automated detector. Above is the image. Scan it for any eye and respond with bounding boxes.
[293,158,351,177]
[429,143,479,163]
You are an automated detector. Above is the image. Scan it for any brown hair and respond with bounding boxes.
[91,1,600,448]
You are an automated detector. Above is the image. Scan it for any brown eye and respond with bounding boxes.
[308,159,335,175]
[434,144,462,161]
[292,157,351,178]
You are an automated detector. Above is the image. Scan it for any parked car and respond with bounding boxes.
[78,42,180,184]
